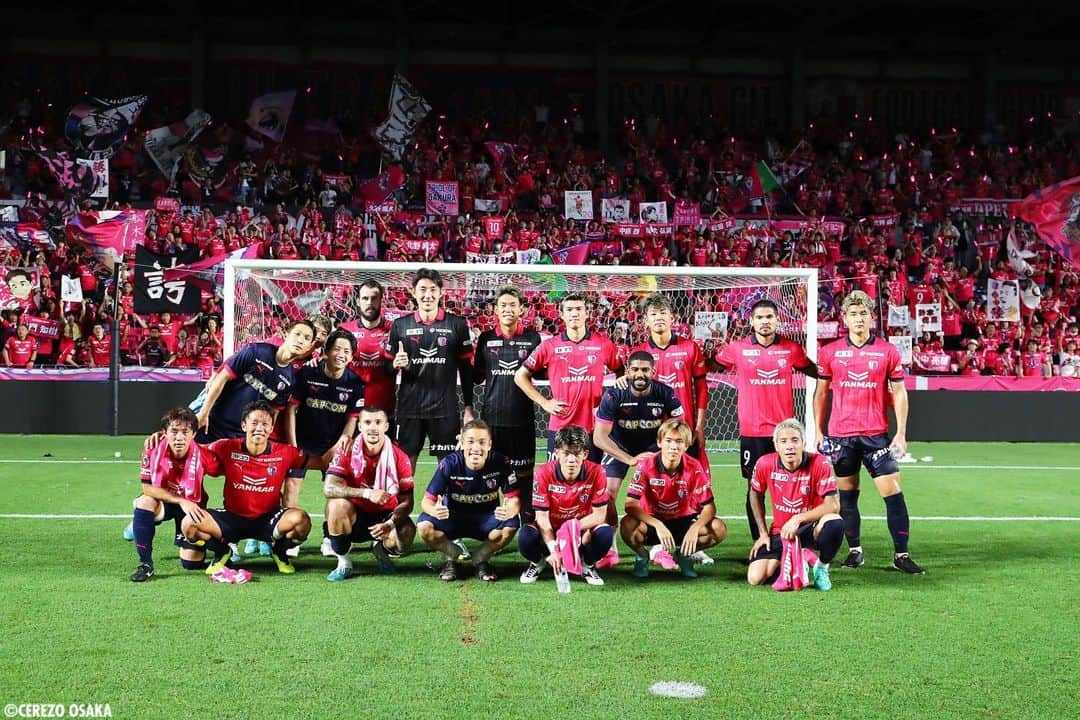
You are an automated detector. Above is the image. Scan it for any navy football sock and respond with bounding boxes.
[815,517,845,564]
[838,490,861,548]
[322,521,329,540]
[745,490,760,541]
[517,525,545,563]
[132,508,156,565]
[181,559,208,570]
[329,533,352,557]
[581,525,614,565]
[884,493,911,554]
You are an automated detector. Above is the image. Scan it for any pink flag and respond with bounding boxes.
[1014,175,1080,271]
[66,210,145,265]
[555,518,583,576]
[551,241,590,265]
[484,141,516,171]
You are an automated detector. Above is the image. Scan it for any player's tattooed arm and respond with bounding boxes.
[323,472,366,499]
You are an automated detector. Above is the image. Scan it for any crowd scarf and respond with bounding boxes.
[555,517,583,576]
[350,438,399,495]
[150,438,204,501]
[772,535,818,592]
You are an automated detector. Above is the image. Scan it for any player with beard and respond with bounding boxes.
[341,280,396,416]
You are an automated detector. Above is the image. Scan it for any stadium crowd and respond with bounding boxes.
[1,97,1079,377]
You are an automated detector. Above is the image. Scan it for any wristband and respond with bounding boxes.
[545,540,557,552]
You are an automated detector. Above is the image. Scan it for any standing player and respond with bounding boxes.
[182,400,311,574]
[747,418,845,591]
[519,426,612,587]
[340,280,396,416]
[323,406,415,580]
[813,290,924,574]
[417,420,520,582]
[514,292,622,460]
[384,268,474,468]
[712,299,818,541]
[473,285,543,520]
[129,408,213,582]
[620,419,726,578]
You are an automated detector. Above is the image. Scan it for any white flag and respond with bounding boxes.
[145,109,211,180]
[373,74,431,161]
[61,275,83,303]
[564,191,594,220]
[76,158,109,199]
[638,201,668,224]
[987,278,1021,323]
[247,91,296,142]
[915,303,941,333]
[1006,227,1034,277]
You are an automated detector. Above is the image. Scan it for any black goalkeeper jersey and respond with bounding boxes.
[474,326,542,428]
[384,309,473,419]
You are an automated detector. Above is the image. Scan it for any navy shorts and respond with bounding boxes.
[751,522,819,562]
[345,506,394,543]
[740,436,776,481]
[417,510,520,541]
[546,430,603,463]
[826,434,899,478]
[207,507,288,544]
[490,425,537,472]
[396,417,460,459]
[642,515,698,546]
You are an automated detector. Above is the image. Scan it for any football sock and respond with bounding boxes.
[517,524,544,563]
[582,525,614,564]
[745,490,759,541]
[329,533,352,557]
[206,538,226,558]
[884,493,911,554]
[839,489,861,548]
[322,521,330,539]
[815,517,845,564]
[132,508,156,565]
[181,559,208,570]
[272,537,293,559]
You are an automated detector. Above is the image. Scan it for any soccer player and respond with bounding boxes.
[340,279,396,416]
[813,290,924,574]
[417,420,520,582]
[323,406,415,580]
[384,268,474,468]
[473,284,543,519]
[620,419,726,578]
[747,418,845,591]
[129,408,213,582]
[712,299,818,541]
[518,425,612,587]
[515,292,622,461]
[182,400,311,574]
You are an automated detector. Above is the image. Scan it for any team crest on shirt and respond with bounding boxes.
[587,354,597,364]
[486,477,497,489]
[778,358,787,367]
[651,407,662,417]
[519,349,529,358]
[437,336,448,346]
[868,361,878,370]
[277,380,287,390]
[674,360,684,370]
[267,466,277,475]
[339,391,349,401]
[580,491,590,504]
[800,482,809,496]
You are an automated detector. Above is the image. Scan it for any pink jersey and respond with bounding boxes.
[531,459,609,530]
[326,439,414,513]
[525,331,621,431]
[631,334,708,417]
[627,452,713,520]
[5,337,35,365]
[139,446,206,503]
[817,336,904,437]
[750,452,836,535]
[205,438,307,518]
[715,336,812,437]
[342,318,395,415]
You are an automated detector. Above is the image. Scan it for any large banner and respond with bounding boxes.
[672,201,701,227]
[24,315,59,340]
[564,191,593,220]
[145,109,212,181]
[987,278,1021,323]
[638,201,668,224]
[601,198,631,223]
[133,245,203,313]
[373,74,432,161]
[0,266,38,312]
[0,367,205,382]
[76,158,109,199]
[66,210,147,265]
[1014,176,1080,271]
[425,182,459,216]
[64,95,148,159]
[246,91,296,142]
[949,198,1019,215]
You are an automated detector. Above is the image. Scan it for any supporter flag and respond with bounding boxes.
[61,276,83,303]
[638,201,668,224]
[484,141,515,171]
[474,198,500,213]
[76,158,109,199]
[64,95,147,159]
[145,109,212,181]
[246,91,296,142]
[163,243,260,298]
[564,191,593,220]
[184,145,228,188]
[31,150,103,199]
[358,165,406,204]
[1014,176,1080,271]
[749,160,780,199]
[134,245,202,313]
[915,303,941,333]
[1005,226,1035,277]
[551,241,590,265]
[987,278,1021,323]
[373,74,431,161]
[888,335,914,366]
[601,198,630,223]
[66,210,147,265]
[426,181,459,216]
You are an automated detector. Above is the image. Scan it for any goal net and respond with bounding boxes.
[224,260,819,453]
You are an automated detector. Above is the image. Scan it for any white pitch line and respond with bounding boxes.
[1,513,1079,522]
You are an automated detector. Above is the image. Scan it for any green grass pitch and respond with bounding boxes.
[0,437,1078,719]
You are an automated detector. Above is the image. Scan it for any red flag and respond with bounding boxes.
[484,141,515,171]
[66,210,146,265]
[551,241,590,265]
[1014,176,1080,271]
[359,166,406,204]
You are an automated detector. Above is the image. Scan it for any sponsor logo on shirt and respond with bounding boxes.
[554,346,573,354]
[243,373,281,402]
[742,349,761,356]
[405,328,424,336]
[231,453,250,462]
[835,350,854,358]
[487,340,504,348]
[648,478,666,487]
[549,484,566,494]
[306,398,350,413]
[241,474,266,486]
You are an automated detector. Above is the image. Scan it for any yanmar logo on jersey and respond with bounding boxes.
[750,368,785,385]
[563,365,595,382]
[415,347,447,364]
[658,372,679,386]
[491,359,519,377]
[839,370,877,389]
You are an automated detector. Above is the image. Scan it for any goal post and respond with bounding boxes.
[223,260,820,451]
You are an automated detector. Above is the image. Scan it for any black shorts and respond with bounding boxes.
[417,510,520,541]
[207,507,288,545]
[546,430,603,463]
[740,436,776,480]
[490,425,537,472]
[395,417,461,459]
[345,506,394,543]
[751,522,819,562]
[826,434,899,478]
[642,515,698,546]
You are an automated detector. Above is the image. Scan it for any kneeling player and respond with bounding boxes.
[183,400,311,574]
[519,426,612,587]
[417,420,520,582]
[620,420,726,578]
[747,418,845,591]
[323,406,415,580]
[129,408,213,581]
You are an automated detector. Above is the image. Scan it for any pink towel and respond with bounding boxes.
[773,536,815,592]
[555,518,583,576]
[150,438,204,501]
[349,440,399,495]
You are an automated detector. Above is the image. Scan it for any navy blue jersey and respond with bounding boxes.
[207,342,296,440]
[423,450,519,514]
[473,327,542,427]
[291,364,366,455]
[594,380,683,455]
[384,309,473,419]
